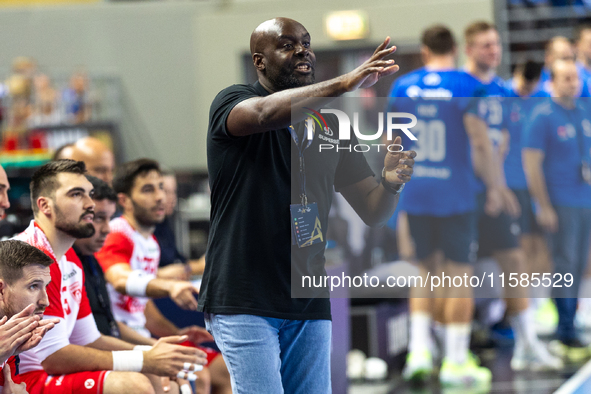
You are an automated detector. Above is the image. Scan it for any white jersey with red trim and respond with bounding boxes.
[13,221,101,374]
[95,217,160,337]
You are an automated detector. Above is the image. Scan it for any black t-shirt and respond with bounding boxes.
[198,81,373,320]
[74,247,121,338]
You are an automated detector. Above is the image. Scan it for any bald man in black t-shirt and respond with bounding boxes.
[199,17,416,393]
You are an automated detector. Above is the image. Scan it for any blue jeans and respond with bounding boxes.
[204,313,332,394]
[549,206,591,341]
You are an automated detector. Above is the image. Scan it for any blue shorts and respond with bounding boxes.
[476,192,520,258]
[511,188,540,235]
[407,212,478,264]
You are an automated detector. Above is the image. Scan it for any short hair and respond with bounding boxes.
[550,58,576,80]
[545,36,571,55]
[514,60,543,82]
[86,175,116,203]
[112,158,161,196]
[0,240,53,285]
[30,160,86,214]
[422,25,456,55]
[52,143,74,161]
[464,21,497,45]
[574,24,591,43]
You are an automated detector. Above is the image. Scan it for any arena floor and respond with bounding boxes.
[350,339,591,394]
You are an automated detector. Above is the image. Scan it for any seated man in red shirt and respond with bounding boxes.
[0,240,60,394]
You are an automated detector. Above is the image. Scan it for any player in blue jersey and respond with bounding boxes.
[540,37,575,95]
[388,25,503,388]
[464,21,563,372]
[539,36,591,97]
[575,25,591,84]
[505,62,552,284]
[505,60,558,335]
[524,59,591,361]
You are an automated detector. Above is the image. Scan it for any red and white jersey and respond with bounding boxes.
[95,217,160,337]
[13,221,101,374]
[0,356,20,393]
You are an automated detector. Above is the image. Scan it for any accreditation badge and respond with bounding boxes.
[290,203,324,248]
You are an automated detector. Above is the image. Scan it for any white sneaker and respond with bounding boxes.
[576,307,591,331]
[347,349,366,380]
[511,342,564,371]
[364,357,388,381]
[402,349,433,383]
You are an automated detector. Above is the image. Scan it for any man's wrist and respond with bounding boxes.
[112,350,143,372]
[381,167,404,195]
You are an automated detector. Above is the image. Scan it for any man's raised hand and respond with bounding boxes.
[343,37,400,92]
[383,136,416,185]
[0,304,41,363]
[15,317,60,355]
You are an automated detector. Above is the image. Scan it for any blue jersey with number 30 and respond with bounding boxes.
[465,75,508,194]
[387,68,483,216]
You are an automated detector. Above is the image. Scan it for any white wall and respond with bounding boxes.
[0,0,493,170]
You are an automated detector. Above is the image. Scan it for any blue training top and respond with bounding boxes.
[503,82,550,190]
[523,99,591,208]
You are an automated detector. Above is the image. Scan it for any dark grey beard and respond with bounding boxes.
[271,71,315,91]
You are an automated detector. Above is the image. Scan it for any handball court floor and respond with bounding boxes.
[350,336,591,394]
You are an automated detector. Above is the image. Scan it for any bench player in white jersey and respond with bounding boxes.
[0,240,61,394]
[95,160,215,366]
[0,167,60,394]
[14,160,207,394]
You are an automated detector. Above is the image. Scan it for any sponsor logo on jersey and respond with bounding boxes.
[510,105,521,123]
[55,375,65,386]
[62,269,77,281]
[413,165,451,179]
[141,257,158,275]
[85,379,95,389]
[406,85,421,98]
[70,282,82,304]
[423,73,441,86]
[557,124,576,140]
[405,86,453,100]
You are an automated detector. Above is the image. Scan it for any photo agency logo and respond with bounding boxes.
[303,107,418,153]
